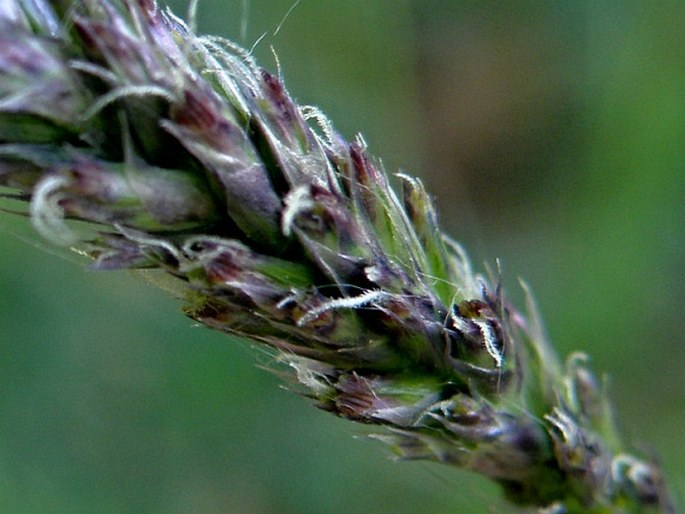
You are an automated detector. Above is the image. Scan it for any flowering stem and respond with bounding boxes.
[0,0,674,511]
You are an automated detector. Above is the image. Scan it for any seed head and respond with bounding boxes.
[0,1,674,511]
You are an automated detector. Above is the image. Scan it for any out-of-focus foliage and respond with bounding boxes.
[0,1,682,512]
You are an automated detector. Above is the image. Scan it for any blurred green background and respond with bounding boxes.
[1,1,683,512]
